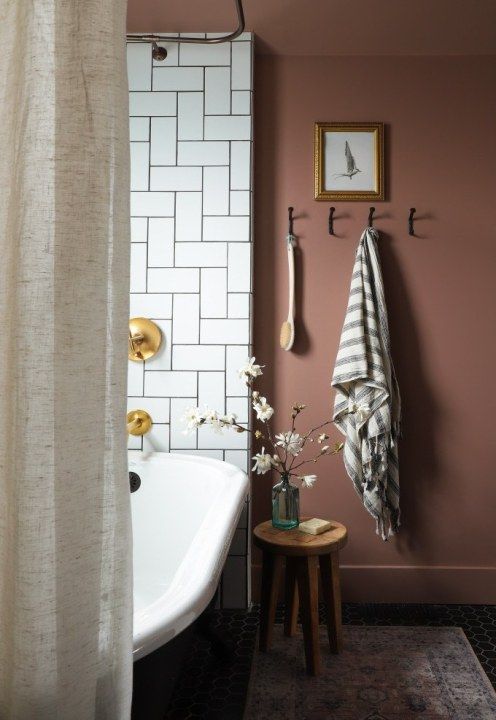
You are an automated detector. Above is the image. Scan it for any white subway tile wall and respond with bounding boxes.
[127,37,253,608]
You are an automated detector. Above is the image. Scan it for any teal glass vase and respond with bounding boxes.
[272,473,299,530]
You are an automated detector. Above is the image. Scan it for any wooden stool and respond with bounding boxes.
[253,518,347,676]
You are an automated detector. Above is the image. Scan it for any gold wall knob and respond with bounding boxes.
[127,410,153,436]
[128,317,162,362]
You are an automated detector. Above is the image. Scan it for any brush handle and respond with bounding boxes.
[287,236,295,322]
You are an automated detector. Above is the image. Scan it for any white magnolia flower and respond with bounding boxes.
[238,357,263,384]
[253,396,274,422]
[300,474,317,488]
[252,448,273,475]
[317,433,329,443]
[275,431,304,456]
[182,406,204,433]
[204,409,224,434]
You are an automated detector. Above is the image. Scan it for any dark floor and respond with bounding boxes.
[165,603,496,720]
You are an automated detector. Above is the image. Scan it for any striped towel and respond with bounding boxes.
[331,228,401,540]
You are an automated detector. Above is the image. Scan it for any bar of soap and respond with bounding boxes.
[298,518,332,535]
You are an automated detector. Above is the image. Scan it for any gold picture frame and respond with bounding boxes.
[314,122,384,201]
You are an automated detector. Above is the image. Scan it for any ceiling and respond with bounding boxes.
[127,0,496,56]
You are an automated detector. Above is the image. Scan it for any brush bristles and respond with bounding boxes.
[280,321,292,349]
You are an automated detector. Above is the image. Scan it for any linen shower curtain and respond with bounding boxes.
[0,2,132,718]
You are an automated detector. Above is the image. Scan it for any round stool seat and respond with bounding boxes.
[253,518,347,556]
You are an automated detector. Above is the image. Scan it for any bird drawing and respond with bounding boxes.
[334,140,361,179]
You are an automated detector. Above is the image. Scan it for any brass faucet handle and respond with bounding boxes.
[128,318,162,362]
[128,332,146,359]
[127,410,153,436]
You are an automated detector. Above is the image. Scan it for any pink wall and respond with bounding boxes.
[253,55,496,603]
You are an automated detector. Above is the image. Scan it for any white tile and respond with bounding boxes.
[206,32,250,41]
[203,167,229,216]
[228,244,251,291]
[231,91,251,115]
[226,397,249,424]
[232,32,253,42]
[229,191,250,215]
[237,502,249,529]
[198,372,225,413]
[231,42,252,90]
[150,166,202,191]
[204,116,251,141]
[204,216,249,242]
[175,242,227,267]
[178,93,203,140]
[228,293,250,318]
[145,371,197,397]
[129,92,176,116]
[130,143,149,191]
[201,319,249,344]
[148,218,174,267]
[226,345,250,395]
[131,192,174,217]
[128,360,144,396]
[173,346,225,371]
[153,67,204,91]
[175,192,202,242]
[173,294,200,343]
[230,142,251,190]
[148,268,199,293]
[205,67,231,114]
[131,217,147,242]
[127,43,151,91]
[201,268,227,318]
[127,434,142,450]
[127,396,170,424]
[130,294,172,319]
[128,397,170,424]
[130,117,150,141]
[179,43,230,66]
[143,424,170,453]
[222,556,247,608]
[152,41,178,66]
[229,527,248,554]
[170,399,197,449]
[150,117,176,165]
[198,422,248,450]
[130,243,147,292]
[225,450,249,473]
[177,141,229,166]
[145,319,172,370]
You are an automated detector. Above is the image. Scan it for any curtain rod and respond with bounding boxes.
[127,0,245,46]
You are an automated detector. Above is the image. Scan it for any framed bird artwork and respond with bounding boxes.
[314,122,384,201]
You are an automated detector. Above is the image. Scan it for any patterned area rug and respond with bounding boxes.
[244,626,496,719]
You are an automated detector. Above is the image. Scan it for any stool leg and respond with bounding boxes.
[296,556,321,675]
[319,551,343,653]
[284,558,299,637]
[259,552,283,652]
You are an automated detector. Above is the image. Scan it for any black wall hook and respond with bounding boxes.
[288,206,294,235]
[368,207,375,227]
[328,207,335,235]
[408,207,416,236]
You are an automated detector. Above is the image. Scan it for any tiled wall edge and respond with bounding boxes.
[128,33,254,609]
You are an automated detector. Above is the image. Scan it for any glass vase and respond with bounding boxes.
[272,473,300,530]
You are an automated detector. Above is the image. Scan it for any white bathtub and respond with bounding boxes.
[129,451,249,661]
